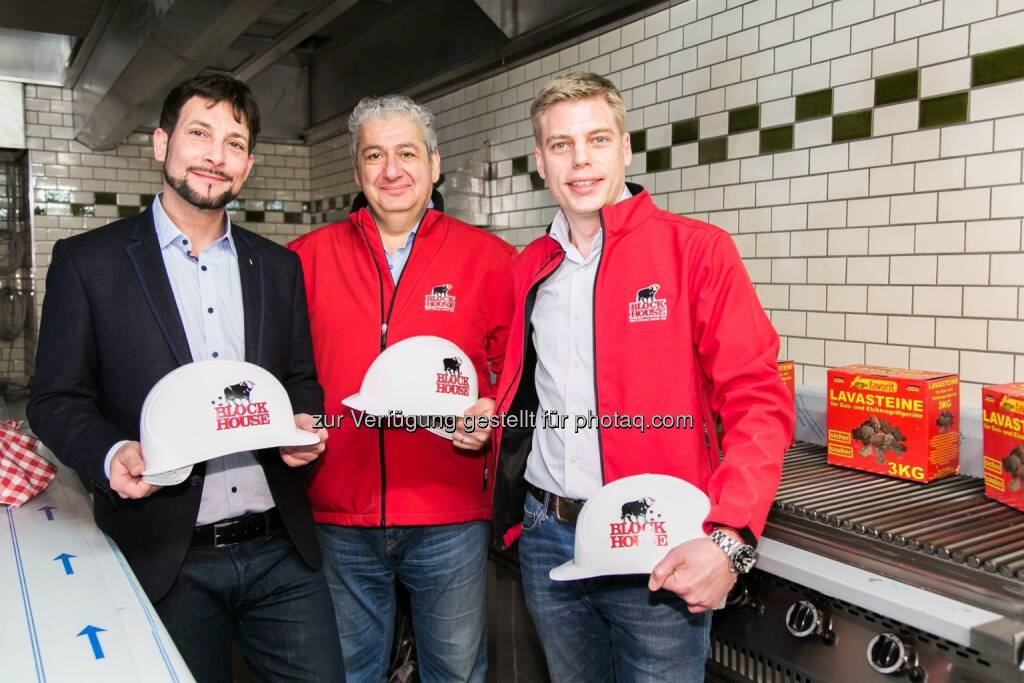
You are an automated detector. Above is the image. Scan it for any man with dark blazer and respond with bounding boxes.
[27,74,344,682]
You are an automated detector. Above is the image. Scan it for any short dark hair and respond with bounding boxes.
[159,74,260,153]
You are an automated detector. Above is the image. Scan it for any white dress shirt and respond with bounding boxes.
[524,185,631,500]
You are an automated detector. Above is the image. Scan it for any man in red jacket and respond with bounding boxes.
[289,95,514,682]
[492,72,794,682]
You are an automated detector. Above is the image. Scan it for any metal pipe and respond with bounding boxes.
[878,498,985,542]
[902,507,1020,549]
[851,486,981,534]
[964,536,1024,568]
[860,492,984,537]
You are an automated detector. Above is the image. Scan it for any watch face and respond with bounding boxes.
[733,546,757,573]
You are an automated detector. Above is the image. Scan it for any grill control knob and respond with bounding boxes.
[785,600,832,643]
[867,633,915,675]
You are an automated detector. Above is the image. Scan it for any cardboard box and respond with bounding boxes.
[717,360,796,445]
[827,365,959,483]
[983,383,1024,511]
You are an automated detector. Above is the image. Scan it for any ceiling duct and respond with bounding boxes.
[71,0,276,151]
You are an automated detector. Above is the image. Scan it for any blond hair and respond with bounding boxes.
[530,71,626,142]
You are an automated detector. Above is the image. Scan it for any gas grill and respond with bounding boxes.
[710,442,1024,683]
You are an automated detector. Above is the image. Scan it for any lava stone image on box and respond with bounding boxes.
[1003,444,1024,492]
[936,410,955,432]
[852,414,908,464]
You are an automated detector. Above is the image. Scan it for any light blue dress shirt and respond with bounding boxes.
[105,195,274,525]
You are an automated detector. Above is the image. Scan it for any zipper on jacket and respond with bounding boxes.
[358,217,422,527]
[592,213,607,484]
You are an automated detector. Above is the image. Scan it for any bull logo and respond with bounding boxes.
[443,357,462,375]
[628,283,668,323]
[635,284,660,303]
[425,283,456,312]
[222,380,255,404]
[620,496,656,523]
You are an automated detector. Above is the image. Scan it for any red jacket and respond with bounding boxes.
[289,195,515,527]
[492,186,794,548]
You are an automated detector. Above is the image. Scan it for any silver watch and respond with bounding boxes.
[709,529,757,574]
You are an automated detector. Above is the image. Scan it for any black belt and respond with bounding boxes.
[527,484,586,525]
[192,508,283,548]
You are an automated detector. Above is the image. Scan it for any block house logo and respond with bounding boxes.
[436,357,470,396]
[608,496,669,548]
[211,380,271,431]
[425,283,456,313]
[628,283,668,323]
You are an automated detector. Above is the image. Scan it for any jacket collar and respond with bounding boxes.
[599,182,656,235]
[542,182,654,248]
[125,205,264,366]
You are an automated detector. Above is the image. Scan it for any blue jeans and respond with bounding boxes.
[318,522,488,683]
[154,530,344,683]
[519,491,711,683]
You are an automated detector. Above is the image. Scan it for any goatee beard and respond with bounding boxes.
[164,167,238,210]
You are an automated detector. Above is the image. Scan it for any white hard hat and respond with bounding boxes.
[342,336,478,439]
[140,360,320,485]
[549,474,710,581]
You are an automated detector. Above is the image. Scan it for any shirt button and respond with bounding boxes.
[182,239,188,245]
[574,314,582,321]
[208,307,214,314]
[231,486,237,493]
[212,351,219,358]
[201,265,208,272]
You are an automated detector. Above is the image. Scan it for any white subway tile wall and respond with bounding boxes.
[20,0,1024,404]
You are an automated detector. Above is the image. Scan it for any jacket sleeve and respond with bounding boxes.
[689,229,794,543]
[27,239,128,495]
[282,251,324,418]
[481,243,516,400]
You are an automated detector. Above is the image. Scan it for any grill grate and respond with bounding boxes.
[770,444,1024,581]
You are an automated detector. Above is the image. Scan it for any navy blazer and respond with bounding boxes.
[27,207,324,602]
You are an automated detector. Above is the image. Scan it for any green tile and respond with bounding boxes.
[672,118,699,145]
[646,147,671,172]
[284,212,303,223]
[630,129,647,152]
[70,203,94,217]
[832,110,872,142]
[44,189,70,202]
[759,125,794,154]
[328,197,337,209]
[728,105,760,134]
[698,137,728,164]
[226,199,243,210]
[117,205,137,218]
[972,44,1024,87]
[266,200,284,211]
[245,210,265,223]
[529,171,545,190]
[33,206,45,216]
[795,89,833,121]
[875,69,919,106]
[94,191,116,205]
[919,92,969,128]
[512,155,529,174]
[140,193,154,207]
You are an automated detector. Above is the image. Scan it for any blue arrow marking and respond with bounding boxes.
[77,625,107,659]
[54,552,77,575]
[38,505,57,521]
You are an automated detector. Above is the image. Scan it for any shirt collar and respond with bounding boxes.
[548,184,632,257]
[152,193,236,257]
